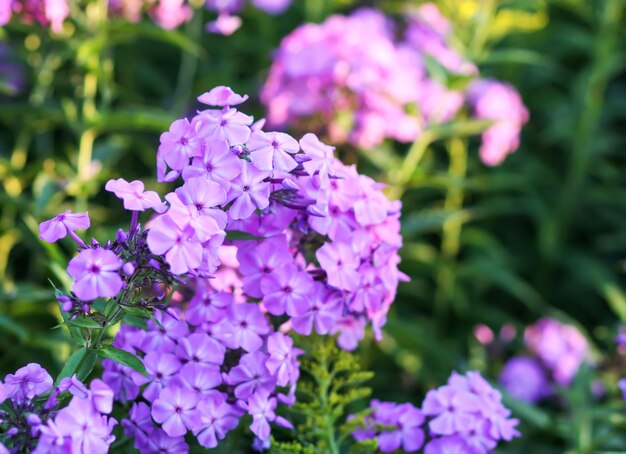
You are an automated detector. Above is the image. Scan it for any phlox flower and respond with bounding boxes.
[198,86,249,107]
[196,107,253,146]
[226,161,271,220]
[67,248,123,301]
[105,178,165,212]
[193,395,239,448]
[151,386,199,437]
[247,130,299,172]
[39,210,90,243]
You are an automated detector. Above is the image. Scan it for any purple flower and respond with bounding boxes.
[378,403,424,452]
[247,130,299,172]
[182,140,242,188]
[152,386,199,437]
[499,356,549,403]
[102,360,140,403]
[299,133,335,187]
[146,214,204,275]
[2,363,53,402]
[186,290,232,325]
[291,284,342,336]
[250,0,291,14]
[226,162,271,220]
[422,385,481,435]
[331,315,366,351]
[141,352,181,402]
[423,435,472,454]
[89,379,114,414]
[468,79,529,166]
[260,264,313,316]
[266,332,303,387]
[42,397,116,454]
[39,210,90,243]
[246,392,276,442]
[524,317,588,386]
[67,248,123,301]
[105,178,165,212]
[238,236,292,298]
[175,177,228,220]
[316,241,360,291]
[198,86,248,107]
[206,12,242,36]
[228,351,276,399]
[175,363,222,395]
[175,332,226,366]
[217,303,270,352]
[196,107,253,146]
[157,118,201,182]
[193,395,239,448]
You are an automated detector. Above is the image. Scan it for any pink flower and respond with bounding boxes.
[198,86,248,107]
[226,162,271,220]
[157,118,201,181]
[151,386,198,437]
[196,107,253,146]
[247,130,299,172]
[299,133,335,187]
[316,241,360,291]
[105,178,165,212]
[146,215,204,275]
[182,140,242,189]
[39,211,90,243]
[67,248,123,301]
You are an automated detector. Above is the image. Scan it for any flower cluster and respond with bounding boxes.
[354,371,520,453]
[353,400,424,452]
[499,318,588,403]
[105,299,301,451]
[39,85,405,344]
[0,0,68,32]
[0,0,291,32]
[0,363,116,453]
[467,79,529,166]
[35,86,404,450]
[261,4,528,165]
[206,0,291,35]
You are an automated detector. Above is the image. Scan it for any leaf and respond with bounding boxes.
[120,305,152,318]
[0,314,28,341]
[97,347,148,377]
[54,347,87,385]
[67,316,105,329]
[226,230,265,241]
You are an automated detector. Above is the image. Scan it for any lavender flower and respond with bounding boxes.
[524,318,588,386]
[67,248,124,301]
[499,356,550,404]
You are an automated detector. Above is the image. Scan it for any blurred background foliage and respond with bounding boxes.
[1,0,626,451]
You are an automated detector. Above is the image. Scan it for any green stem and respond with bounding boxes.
[388,130,435,200]
[76,128,96,212]
[435,137,468,321]
[317,345,339,454]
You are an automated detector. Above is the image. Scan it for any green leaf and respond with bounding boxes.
[226,230,265,241]
[121,305,153,318]
[54,347,87,385]
[67,316,105,329]
[97,346,148,377]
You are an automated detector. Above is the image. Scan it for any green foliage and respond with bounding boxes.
[272,336,374,454]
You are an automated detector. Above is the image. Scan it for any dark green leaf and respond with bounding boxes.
[97,346,148,377]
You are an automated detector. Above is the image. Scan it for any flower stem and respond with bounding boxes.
[387,130,435,200]
[435,137,468,321]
